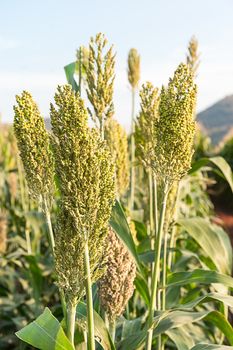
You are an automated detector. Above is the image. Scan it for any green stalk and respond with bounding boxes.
[79,47,82,96]
[42,197,67,321]
[84,240,95,350]
[149,169,154,240]
[167,183,180,270]
[146,182,169,350]
[162,229,168,311]
[43,199,55,252]
[130,89,135,211]
[153,176,158,238]
[67,302,76,347]
[109,319,116,343]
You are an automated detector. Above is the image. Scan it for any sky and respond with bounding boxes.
[1,0,233,129]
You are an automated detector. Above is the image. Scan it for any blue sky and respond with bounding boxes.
[1,0,233,129]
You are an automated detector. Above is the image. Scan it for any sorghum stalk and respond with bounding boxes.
[67,302,76,346]
[167,183,180,270]
[146,183,169,350]
[149,168,154,242]
[130,89,136,211]
[78,47,82,95]
[84,241,95,350]
[128,48,140,211]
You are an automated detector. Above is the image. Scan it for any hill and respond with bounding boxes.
[197,95,233,145]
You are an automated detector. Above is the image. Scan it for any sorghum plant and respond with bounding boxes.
[13,92,55,250]
[51,85,116,347]
[146,63,197,350]
[128,48,140,211]
[136,82,160,240]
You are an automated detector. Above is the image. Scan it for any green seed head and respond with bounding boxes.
[154,63,197,186]
[13,91,54,205]
[128,48,140,90]
[51,85,116,304]
[136,82,160,169]
[105,118,129,197]
[86,33,115,128]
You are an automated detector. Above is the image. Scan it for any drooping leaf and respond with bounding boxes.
[76,302,115,350]
[16,307,74,350]
[178,217,232,274]
[177,292,233,310]
[166,327,194,350]
[110,200,140,267]
[167,269,233,289]
[153,310,233,345]
[190,156,233,192]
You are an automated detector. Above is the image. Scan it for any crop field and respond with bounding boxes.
[1,32,233,350]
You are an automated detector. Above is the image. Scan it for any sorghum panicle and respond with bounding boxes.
[128,48,140,90]
[51,85,116,305]
[99,227,136,321]
[105,118,129,196]
[154,63,197,187]
[13,91,54,205]
[186,36,200,77]
[86,33,115,127]
[136,82,160,169]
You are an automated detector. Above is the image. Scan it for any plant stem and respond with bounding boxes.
[84,240,95,350]
[149,169,154,241]
[42,198,67,321]
[43,199,55,252]
[67,302,76,347]
[146,182,169,350]
[25,228,32,254]
[109,319,116,343]
[153,176,158,239]
[130,89,135,211]
[79,47,82,96]
[167,183,180,270]
[162,229,168,311]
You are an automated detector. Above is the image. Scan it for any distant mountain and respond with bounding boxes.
[197,95,233,146]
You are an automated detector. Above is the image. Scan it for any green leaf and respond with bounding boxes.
[166,327,194,350]
[110,200,140,267]
[134,275,150,306]
[76,302,115,350]
[178,217,232,274]
[64,62,79,92]
[25,255,43,302]
[16,308,74,350]
[167,269,233,289]
[153,310,233,345]
[190,156,233,192]
[191,344,233,350]
[177,292,233,310]
[119,309,233,349]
